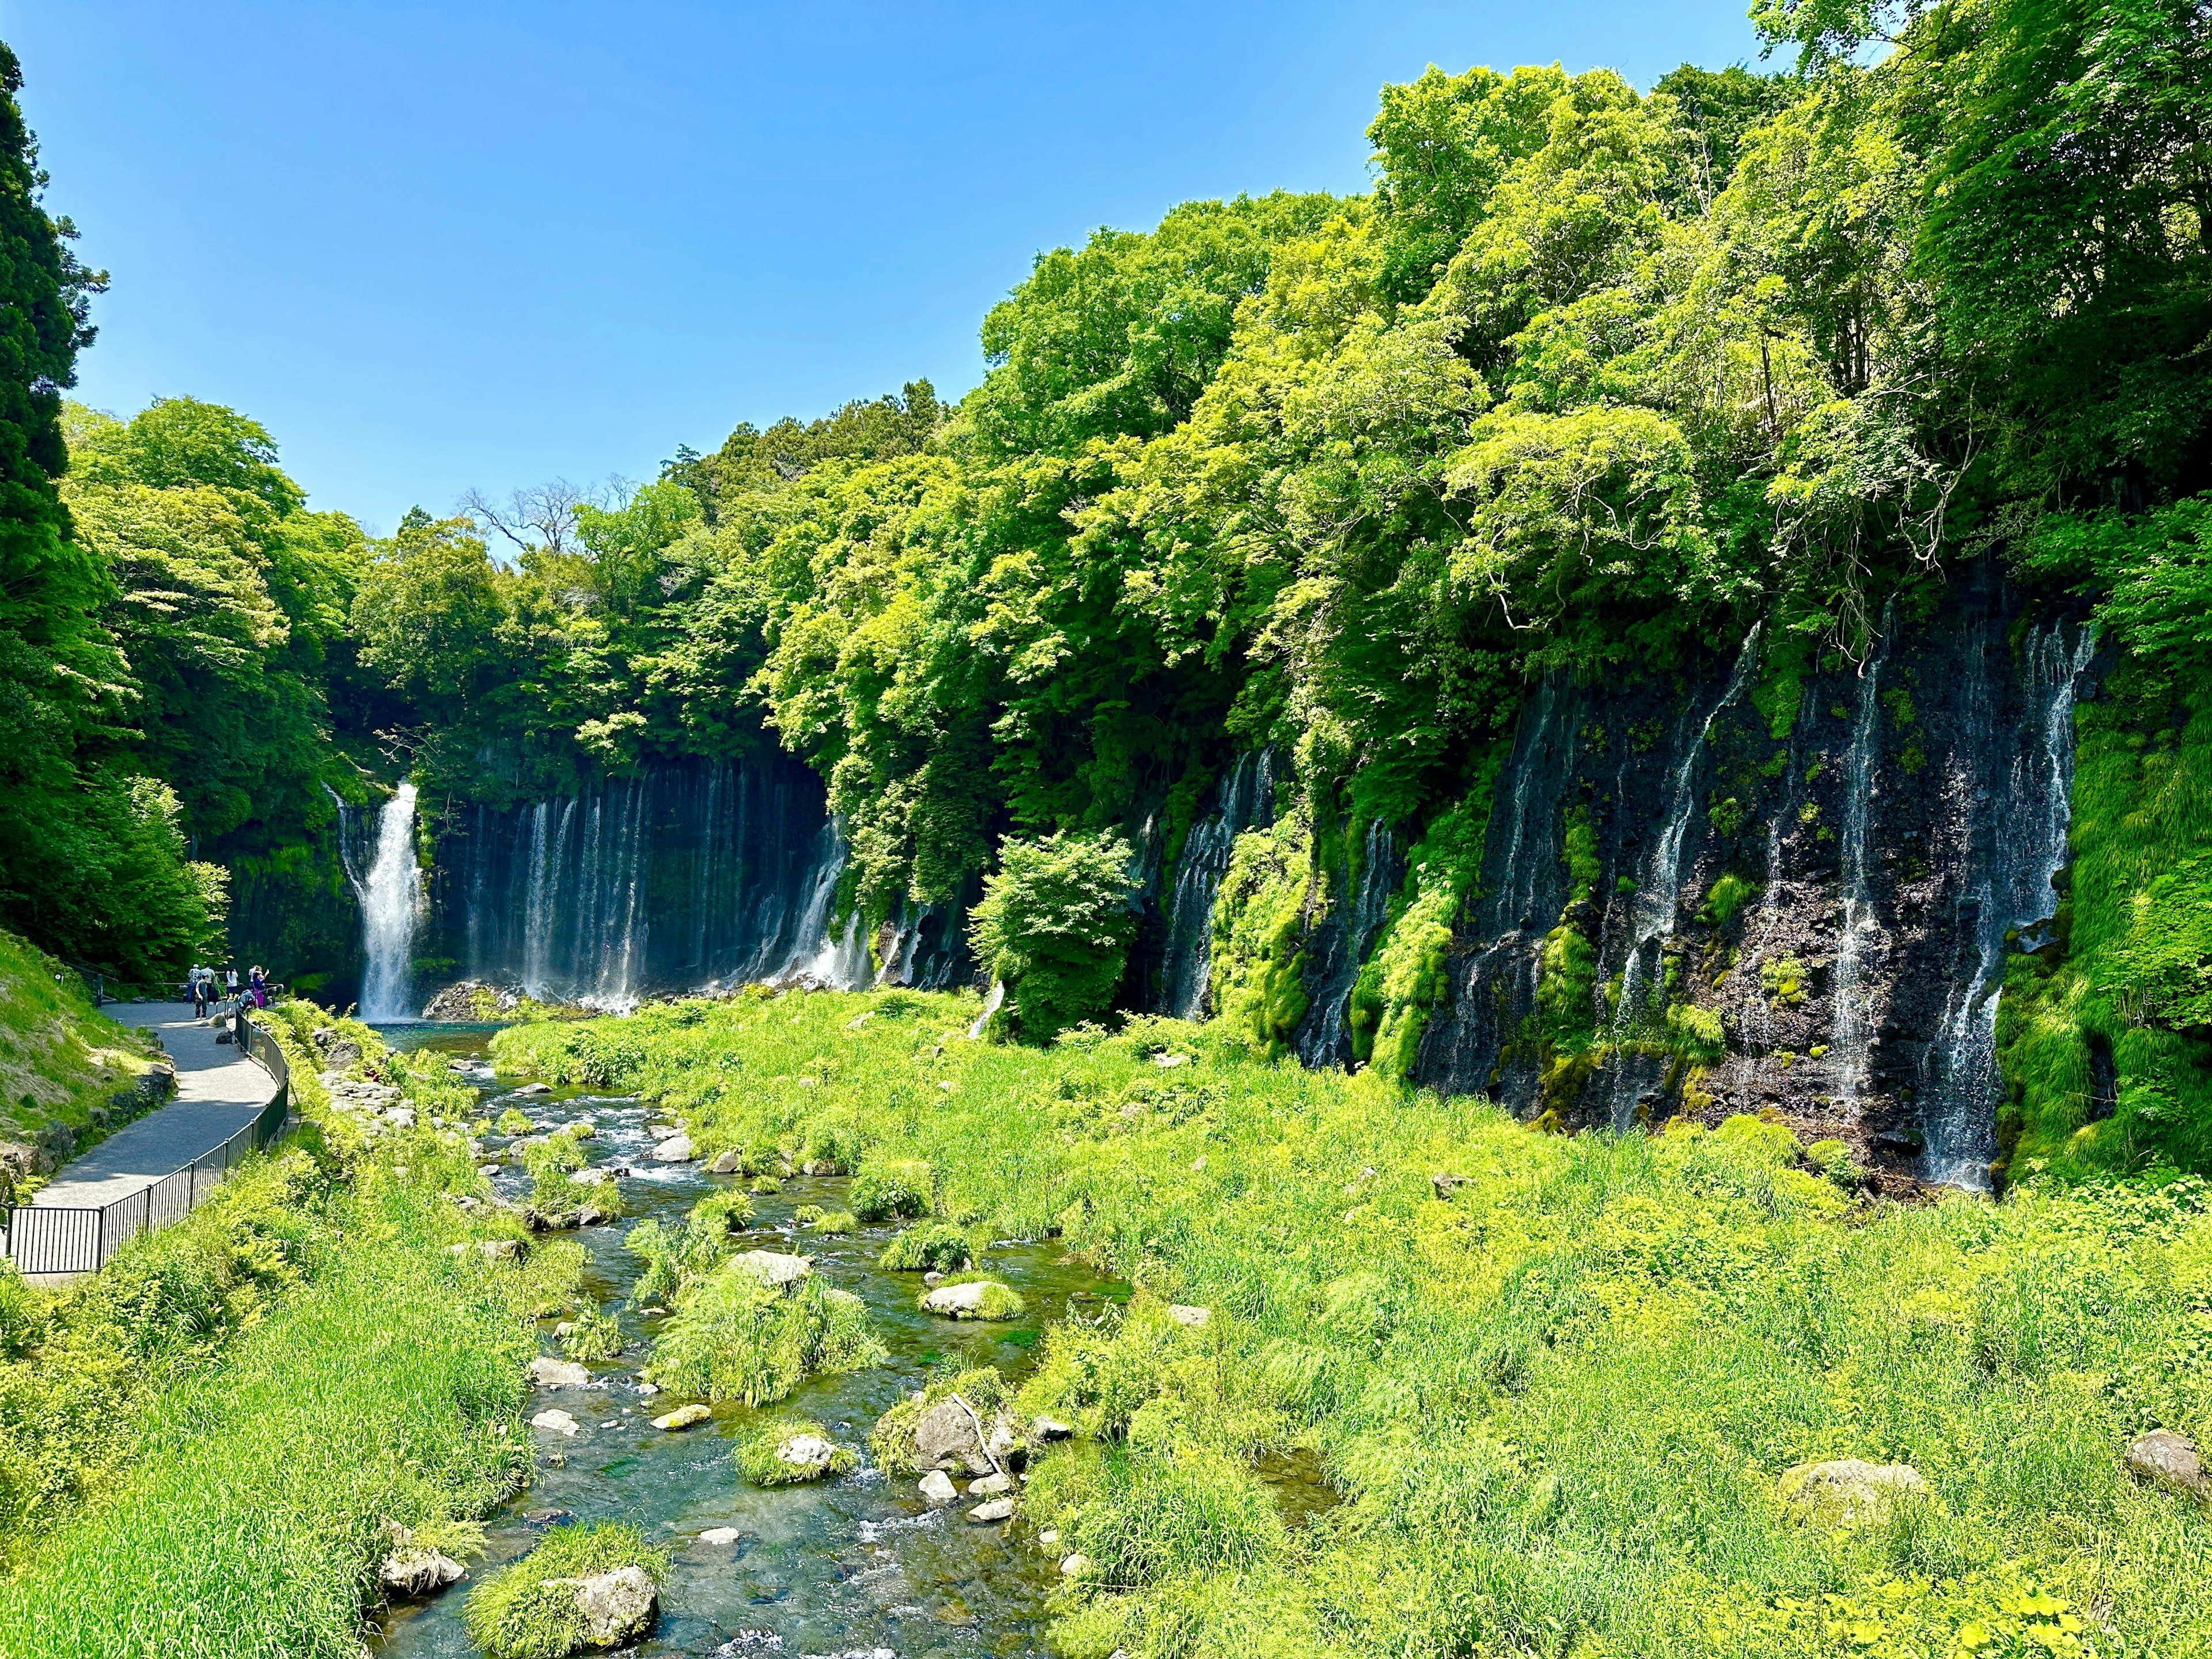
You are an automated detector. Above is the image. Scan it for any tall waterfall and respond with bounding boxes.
[446,755,869,1007]
[343,782,423,1022]
[1829,605,1898,1101]
[1919,619,2097,1187]
[1156,751,1276,1018]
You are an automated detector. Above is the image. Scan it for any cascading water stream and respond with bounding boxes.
[1828,604,1897,1100]
[1601,630,1761,1126]
[345,782,423,1022]
[1919,619,2096,1187]
[1157,751,1275,1018]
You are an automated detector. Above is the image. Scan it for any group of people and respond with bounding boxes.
[187,963,270,1017]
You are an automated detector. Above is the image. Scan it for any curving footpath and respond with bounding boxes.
[32,1003,279,1213]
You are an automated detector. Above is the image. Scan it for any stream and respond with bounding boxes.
[368,1025,1119,1659]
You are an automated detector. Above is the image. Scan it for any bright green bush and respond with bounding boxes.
[811,1209,857,1234]
[851,1158,931,1221]
[878,1222,974,1272]
[463,1522,667,1659]
[644,1268,884,1405]
[560,1304,623,1362]
[967,829,1138,1042]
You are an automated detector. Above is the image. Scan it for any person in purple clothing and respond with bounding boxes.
[249,965,268,1009]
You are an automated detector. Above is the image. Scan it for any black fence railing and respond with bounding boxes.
[2,1014,292,1278]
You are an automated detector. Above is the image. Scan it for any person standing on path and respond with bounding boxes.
[225,967,238,1003]
[249,965,268,1009]
[190,968,208,1018]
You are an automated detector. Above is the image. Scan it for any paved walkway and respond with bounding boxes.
[33,1004,279,1210]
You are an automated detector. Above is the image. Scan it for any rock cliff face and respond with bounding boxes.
[1406,566,2096,1188]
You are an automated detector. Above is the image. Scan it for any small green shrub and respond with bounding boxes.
[497,1108,535,1137]
[851,1159,931,1221]
[463,1522,668,1659]
[811,1210,857,1234]
[968,829,1138,1042]
[792,1203,825,1225]
[732,1416,858,1486]
[1032,1444,1285,1586]
[692,1188,756,1232]
[560,1305,623,1362]
[1698,873,1760,929]
[878,1222,974,1272]
[749,1175,783,1194]
[645,1270,884,1404]
[521,1131,585,1179]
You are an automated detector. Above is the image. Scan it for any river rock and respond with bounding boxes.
[652,1134,696,1162]
[531,1357,589,1388]
[450,1238,521,1263]
[513,1082,552,1096]
[709,1150,743,1174]
[921,1279,1010,1319]
[1779,1459,1926,1524]
[653,1404,713,1431]
[774,1432,840,1478]
[1167,1304,1212,1329]
[571,1166,613,1187]
[911,1399,983,1469]
[967,1498,1014,1523]
[730,1250,812,1290]
[380,1543,466,1599]
[531,1408,582,1437]
[385,1107,416,1130]
[699,1527,741,1546]
[918,1470,959,1505]
[570,1565,657,1646]
[968,1473,1012,1496]
[1032,1415,1074,1441]
[1060,1552,1089,1577]
[325,1039,362,1070]
[2126,1430,2210,1502]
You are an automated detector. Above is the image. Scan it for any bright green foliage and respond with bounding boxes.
[463,1524,668,1659]
[810,1209,856,1234]
[559,1304,623,1362]
[1209,820,1315,1055]
[877,1222,974,1273]
[1699,871,1760,929]
[967,830,1137,1042]
[503,991,2212,1658]
[920,1273,1025,1321]
[869,1365,1011,1474]
[1998,664,2212,1177]
[850,1158,931,1222]
[643,1265,884,1405]
[732,1416,858,1486]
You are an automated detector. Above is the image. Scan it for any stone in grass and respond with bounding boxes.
[1778,1459,1926,1525]
[734,1416,859,1486]
[1167,1304,1211,1329]
[709,1150,743,1175]
[968,1473,1012,1497]
[918,1471,959,1506]
[531,1357,589,1389]
[919,1279,1025,1321]
[967,1498,1015,1524]
[652,1403,713,1431]
[728,1250,813,1291]
[463,1521,666,1659]
[378,1522,467,1599]
[531,1408,583,1437]
[2126,1430,2210,1502]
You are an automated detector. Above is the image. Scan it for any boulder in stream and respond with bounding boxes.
[573,1565,657,1646]
[378,1521,467,1599]
[531,1357,589,1389]
[652,1134,696,1162]
[729,1250,813,1291]
[967,1498,1015,1523]
[919,1279,1024,1321]
[652,1403,712,1431]
[531,1408,582,1437]
[918,1471,959,1505]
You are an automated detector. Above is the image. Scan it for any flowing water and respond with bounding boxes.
[1918,619,2097,1187]
[1828,607,1897,1103]
[1296,819,1402,1069]
[1156,752,1276,1020]
[339,783,425,1023]
[448,757,866,1009]
[370,1026,1126,1659]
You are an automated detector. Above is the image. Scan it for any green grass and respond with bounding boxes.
[643,1263,885,1405]
[463,1522,667,1659]
[497,992,2212,1659]
[732,1416,859,1486]
[878,1222,975,1272]
[0,1185,539,1658]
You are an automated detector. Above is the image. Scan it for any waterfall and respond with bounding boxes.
[453,756,867,1006]
[342,782,423,1022]
[1919,619,2097,1187]
[1156,751,1276,1018]
[1597,630,1761,1128]
[1296,819,1402,1067]
[1829,604,1898,1099]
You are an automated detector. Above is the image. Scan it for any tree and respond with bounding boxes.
[968,830,1137,1042]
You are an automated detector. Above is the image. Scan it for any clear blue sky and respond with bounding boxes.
[7,1,1763,534]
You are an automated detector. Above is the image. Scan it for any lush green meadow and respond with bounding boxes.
[496,992,2212,1659]
[0,1002,573,1659]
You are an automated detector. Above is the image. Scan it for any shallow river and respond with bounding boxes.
[368,1025,1122,1659]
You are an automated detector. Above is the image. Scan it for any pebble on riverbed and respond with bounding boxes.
[653,1403,713,1431]
[967,1498,1014,1524]
[531,1408,582,1437]
[918,1471,959,1506]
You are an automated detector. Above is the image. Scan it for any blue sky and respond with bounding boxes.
[8,1,1764,534]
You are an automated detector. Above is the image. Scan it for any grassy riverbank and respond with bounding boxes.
[496,991,2212,1659]
[0,1003,572,1659]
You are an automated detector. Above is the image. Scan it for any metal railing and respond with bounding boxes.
[2,1013,293,1278]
